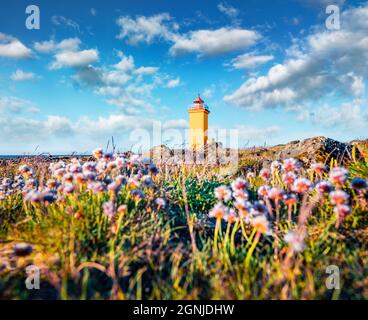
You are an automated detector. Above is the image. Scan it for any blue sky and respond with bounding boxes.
[0,0,367,154]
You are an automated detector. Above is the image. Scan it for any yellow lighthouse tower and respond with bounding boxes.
[188,95,210,150]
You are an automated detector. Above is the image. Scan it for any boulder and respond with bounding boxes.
[275,136,354,165]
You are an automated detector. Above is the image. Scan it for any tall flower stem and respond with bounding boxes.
[245,231,261,268]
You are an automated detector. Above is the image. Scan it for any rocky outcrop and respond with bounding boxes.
[275,136,355,164]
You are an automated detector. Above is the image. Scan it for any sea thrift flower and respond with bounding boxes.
[214,185,232,202]
[350,177,368,190]
[63,183,75,194]
[233,188,249,201]
[283,193,297,206]
[224,209,237,223]
[115,157,127,169]
[282,158,299,172]
[117,204,127,214]
[330,190,349,206]
[315,180,334,194]
[310,162,325,175]
[258,185,270,198]
[284,231,306,252]
[259,168,270,181]
[89,181,105,194]
[231,177,247,192]
[282,172,296,186]
[83,162,97,173]
[250,215,270,234]
[271,161,281,173]
[128,178,140,189]
[334,205,351,227]
[108,181,122,194]
[209,202,228,219]
[268,187,284,203]
[46,179,58,189]
[62,173,74,184]
[155,197,166,208]
[74,173,87,185]
[93,148,104,159]
[53,168,66,180]
[329,167,349,186]
[292,178,311,194]
[234,199,251,219]
[103,201,115,219]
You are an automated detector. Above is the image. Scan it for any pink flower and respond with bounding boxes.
[155,198,166,208]
[258,185,271,198]
[334,205,351,225]
[231,177,247,192]
[214,185,232,202]
[259,168,271,181]
[292,178,311,194]
[250,215,270,234]
[224,209,238,223]
[209,202,228,219]
[270,161,281,173]
[329,167,349,186]
[284,231,305,252]
[330,190,349,206]
[93,148,104,159]
[103,201,115,219]
[282,172,296,186]
[268,187,284,203]
[310,162,325,175]
[282,158,299,172]
[315,180,334,194]
[283,193,297,206]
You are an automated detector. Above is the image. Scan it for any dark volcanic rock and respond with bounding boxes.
[13,243,33,256]
[276,136,355,165]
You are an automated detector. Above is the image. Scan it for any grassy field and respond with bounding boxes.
[0,144,367,300]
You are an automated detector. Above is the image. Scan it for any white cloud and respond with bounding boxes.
[202,87,214,98]
[299,99,368,129]
[51,16,81,33]
[166,77,181,88]
[169,27,260,57]
[0,111,190,153]
[0,96,38,113]
[217,2,239,19]
[116,14,260,57]
[229,53,274,69]
[0,33,32,59]
[116,13,177,45]
[134,66,159,75]
[34,38,81,53]
[114,53,135,72]
[162,119,188,129]
[11,69,36,81]
[50,49,99,69]
[90,8,97,16]
[224,5,368,112]
[236,125,281,144]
